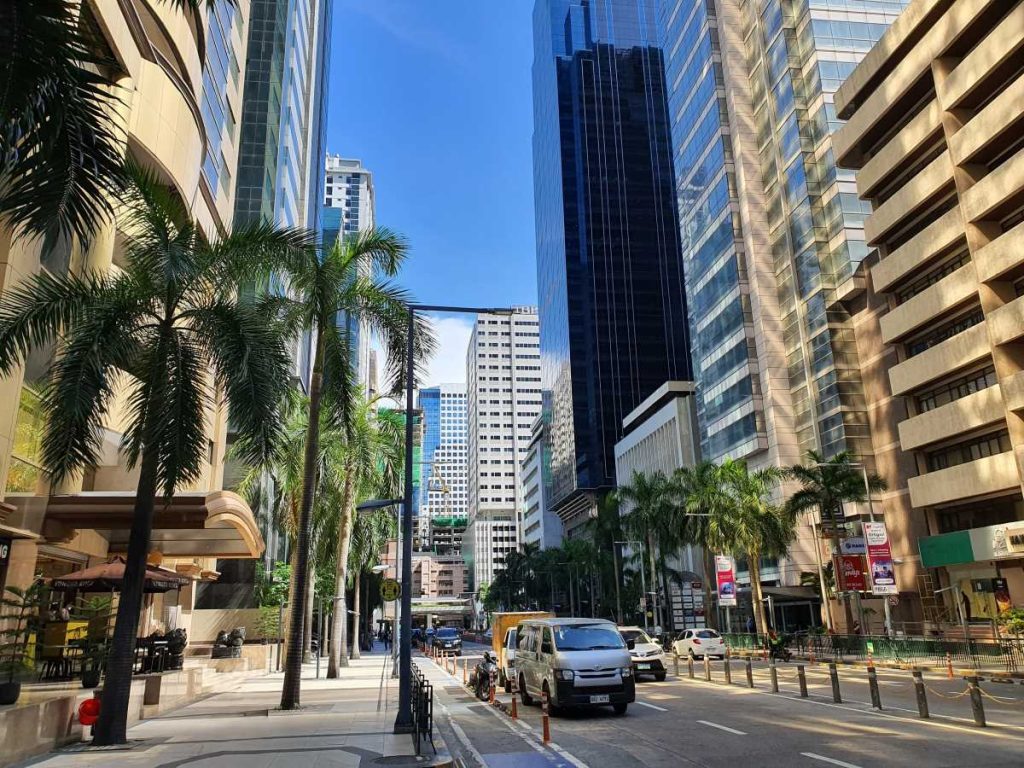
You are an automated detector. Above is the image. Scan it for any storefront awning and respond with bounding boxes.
[45,491,264,559]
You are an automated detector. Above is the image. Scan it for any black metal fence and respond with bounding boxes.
[411,662,434,755]
[722,632,1024,672]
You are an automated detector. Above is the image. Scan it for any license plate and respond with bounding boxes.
[637,663,651,670]
[589,694,610,704]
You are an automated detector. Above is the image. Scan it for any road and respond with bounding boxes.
[421,642,1024,768]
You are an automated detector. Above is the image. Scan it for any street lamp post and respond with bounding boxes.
[615,540,649,631]
[393,303,515,734]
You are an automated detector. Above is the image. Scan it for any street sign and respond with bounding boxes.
[380,578,401,602]
[864,522,897,595]
[0,537,11,567]
[715,555,737,607]
[888,595,900,607]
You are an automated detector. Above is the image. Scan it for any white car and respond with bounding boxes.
[619,626,667,681]
[499,626,518,691]
[673,628,726,659]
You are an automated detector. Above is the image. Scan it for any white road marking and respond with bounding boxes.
[801,752,863,768]
[696,719,747,735]
[636,701,668,712]
[439,701,488,767]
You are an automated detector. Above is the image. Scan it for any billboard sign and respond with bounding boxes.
[837,554,867,592]
[715,555,737,607]
[864,522,898,595]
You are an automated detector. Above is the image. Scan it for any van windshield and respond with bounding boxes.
[437,628,459,639]
[553,624,626,651]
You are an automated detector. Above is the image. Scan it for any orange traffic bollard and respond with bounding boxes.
[946,652,954,679]
[809,647,815,665]
[867,649,874,669]
[489,669,496,704]
[541,690,551,743]
[463,657,468,684]
[510,677,519,720]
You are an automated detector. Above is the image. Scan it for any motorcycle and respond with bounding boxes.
[471,651,499,701]
[768,636,792,662]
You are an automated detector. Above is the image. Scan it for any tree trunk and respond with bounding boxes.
[749,550,770,635]
[327,464,356,677]
[280,335,324,710]
[92,436,159,744]
[284,546,299,665]
[350,569,362,659]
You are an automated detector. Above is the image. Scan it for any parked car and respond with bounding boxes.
[673,628,726,659]
[618,626,667,681]
[515,617,635,715]
[432,627,463,655]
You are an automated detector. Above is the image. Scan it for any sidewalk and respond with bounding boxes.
[18,647,450,768]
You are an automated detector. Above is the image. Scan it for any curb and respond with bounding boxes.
[727,651,1024,682]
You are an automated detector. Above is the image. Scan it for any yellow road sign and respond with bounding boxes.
[381,578,401,602]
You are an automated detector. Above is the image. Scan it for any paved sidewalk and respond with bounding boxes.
[19,648,448,768]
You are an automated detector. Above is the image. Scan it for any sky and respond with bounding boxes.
[326,1,539,387]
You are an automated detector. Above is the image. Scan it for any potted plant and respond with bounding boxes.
[71,596,112,688]
[0,582,44,705]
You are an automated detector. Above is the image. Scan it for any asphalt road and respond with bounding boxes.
[423,643,1024,768]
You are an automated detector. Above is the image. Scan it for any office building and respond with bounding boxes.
[464,308,543,590]
[833,0,1024,617]
[521,393,563,550]
[0,0,262,628]
[614,381,705,629]
[323,156,376,390]
[655,0,906,603]
[418,384,469,552]
[533,0,693,536]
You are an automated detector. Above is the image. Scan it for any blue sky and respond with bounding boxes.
[326,2,539,385]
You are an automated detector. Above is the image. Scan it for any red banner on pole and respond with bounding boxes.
[837,555,867,592]
[864,522,898,595]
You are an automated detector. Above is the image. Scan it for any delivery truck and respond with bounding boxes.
[490,611,554,690]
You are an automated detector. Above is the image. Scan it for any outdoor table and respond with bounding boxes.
[38,644,84,680]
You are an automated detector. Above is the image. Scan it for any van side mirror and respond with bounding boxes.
[626,639,635,650]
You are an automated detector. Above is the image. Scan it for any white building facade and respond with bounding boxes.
[465,308,543,591]
[614,381,705,631]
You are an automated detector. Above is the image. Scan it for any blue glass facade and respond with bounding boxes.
[199,0,241,204]
[533,0,692,511]
[657,0,763,462]
[742,0,905,459]
[418,388,441,521]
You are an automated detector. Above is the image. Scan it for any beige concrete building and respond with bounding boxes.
[0,0,262,633]
[834,0,1024,620]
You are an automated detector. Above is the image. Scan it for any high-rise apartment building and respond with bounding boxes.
[656,0,905,469]
[418,384,469,553]
[323,156,375,391]
[532,0,693,536]
[464,309,544,590]
[833,0,1024,618]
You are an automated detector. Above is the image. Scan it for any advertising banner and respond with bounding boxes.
[863,521,898,595]
[837,555,867,592]
[715,555,737,607]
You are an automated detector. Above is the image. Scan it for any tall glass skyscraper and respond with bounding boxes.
[533,0,692,530]
[657,0,906,468]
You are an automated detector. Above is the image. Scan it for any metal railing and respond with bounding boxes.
[411,662,434,755]
[722,632,1024,672]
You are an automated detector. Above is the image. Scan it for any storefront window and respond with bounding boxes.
[6,387,45,494]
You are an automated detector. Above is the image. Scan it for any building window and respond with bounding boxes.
[926,430,1012,472]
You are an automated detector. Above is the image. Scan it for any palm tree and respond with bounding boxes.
[1,0,212,244]
[616,471,674,628]
[673,461,731,629]
[705,460,793,634]
[265,228,433,706]
[786,450,886,629]
[0,162,309,745]
[327,398,404,676]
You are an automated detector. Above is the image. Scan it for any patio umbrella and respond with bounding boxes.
[49,557,191,593]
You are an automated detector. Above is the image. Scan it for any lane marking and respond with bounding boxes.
[677,676,1024,743]
[801,752,863,768]
[439,701,488,768]
[696,719,746,735]
[636,701,668,712]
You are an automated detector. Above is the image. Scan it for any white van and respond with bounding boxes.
[514,618,635,715]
